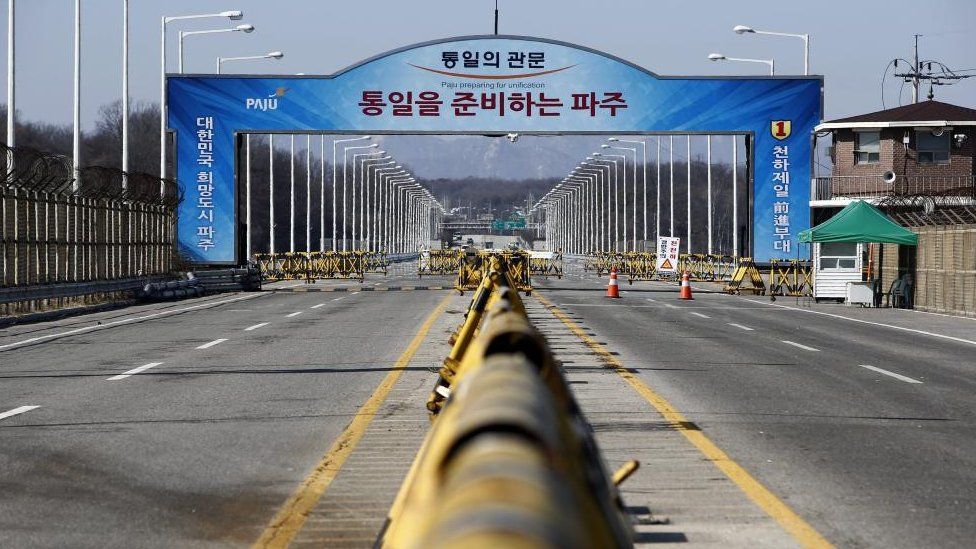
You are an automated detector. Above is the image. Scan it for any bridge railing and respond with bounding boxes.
[381,254,633,547]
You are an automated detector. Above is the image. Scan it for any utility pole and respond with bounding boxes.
[891,34,973,104]
[912,34,919,103]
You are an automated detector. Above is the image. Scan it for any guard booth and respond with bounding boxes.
[800,200,918,304]
[812,241,864,301]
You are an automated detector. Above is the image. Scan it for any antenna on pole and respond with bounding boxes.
[494,0,499,35]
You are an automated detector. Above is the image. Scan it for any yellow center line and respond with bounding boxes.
[253,294,453,549]
[534,293,833,549]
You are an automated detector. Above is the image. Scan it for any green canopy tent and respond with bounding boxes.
[798,200,918,245]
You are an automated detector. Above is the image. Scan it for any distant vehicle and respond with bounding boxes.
[466,238,475,246]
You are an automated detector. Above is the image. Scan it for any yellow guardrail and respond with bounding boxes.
[419,249,462,276]
[381,255,633,548]
[252,250,386,282]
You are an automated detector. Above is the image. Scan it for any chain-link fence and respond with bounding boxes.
[1,144,180,288]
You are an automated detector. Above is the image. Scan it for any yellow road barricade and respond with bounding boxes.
[528,251,563,278]
[768,259,813,298]
[252,250,380,282]
[419,249,462,276]
[724,257,766,295]
[456,250,532,293]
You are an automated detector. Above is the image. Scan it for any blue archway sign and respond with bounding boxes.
[168,35,822,264]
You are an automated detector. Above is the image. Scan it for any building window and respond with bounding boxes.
[916,131,950,164]
[854,131,880,164]
[819,242,858,270]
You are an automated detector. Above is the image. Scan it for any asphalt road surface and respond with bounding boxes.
[0,282,447,547]
[535,274,976,549]
[3,268,975,548]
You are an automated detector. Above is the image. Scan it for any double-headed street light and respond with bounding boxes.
[161,10,244,183]
[217,51,283,73]
[179,24,254,73]
[708,53,775,76]
[734,25,809,75]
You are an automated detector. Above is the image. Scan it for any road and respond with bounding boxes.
[2,266,975,548]
[0,279,448,547]
[535,272,976,548]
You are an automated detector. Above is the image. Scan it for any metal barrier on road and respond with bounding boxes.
[768,259,813,298]
[725,257,766,295]
[253,251,387,282]
[529,250,563,278]
[381,255,633,548]
[456,250,532,293]
[418,249,462,276]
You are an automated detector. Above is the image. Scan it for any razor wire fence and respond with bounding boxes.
[1,144,180,289]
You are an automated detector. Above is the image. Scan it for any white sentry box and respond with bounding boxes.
[813,242,863,300]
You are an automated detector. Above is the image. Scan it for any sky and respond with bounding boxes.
[1,0,974,132]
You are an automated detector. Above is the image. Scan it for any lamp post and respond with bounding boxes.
[363,158,394,250]
[217,51,283,73]
[179,24,254,73]
[6,0,13,149]
[610,138,648,245]
[351,149,385,248]
[341,143,378,251]
[708,53,775,75]
[734,25,808,75]
[161,10,243,184]
[332,137,371,251]
[369,166,400,251]
[581,160,611,251]
[72,0,80,191]
[606,141,641,250]
[595,152,625,250]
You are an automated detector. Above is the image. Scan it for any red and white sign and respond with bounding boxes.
[656,236,680,273]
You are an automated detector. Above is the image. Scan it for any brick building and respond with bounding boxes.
[811,100,976,315]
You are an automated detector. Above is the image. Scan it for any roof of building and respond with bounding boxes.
[816,100,976,131]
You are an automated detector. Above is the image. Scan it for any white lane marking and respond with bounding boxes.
[690,312,711,319]
[310,303,326,309]
[285,311,303,318]
[663,303,678,309]
[244,322,269,331]
[782,340,820,352]
[0,293,264,352]
[196,338,228,350]
[645,298,658,302]
[333,296,346,301]
[107,362,163,381]
[373,282,382,286]
[859,364,923,384]
[733,296,976,348]
[728,323,754,331]
[0,405,40,421]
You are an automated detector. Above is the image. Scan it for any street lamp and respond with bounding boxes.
[332,136,371,250]
[217,51,284,73]
[734,25,809,75]
[608,138,648,245]
[179,24,254,73]
[161,9,243,184]
[605,141,641,250]
[708,53,775,76]
[341,143,379,250]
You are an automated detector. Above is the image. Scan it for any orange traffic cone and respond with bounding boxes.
[679,271,693,300]
[605,268,621,298]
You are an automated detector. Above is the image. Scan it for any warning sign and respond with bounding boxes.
[656,237,680,274]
